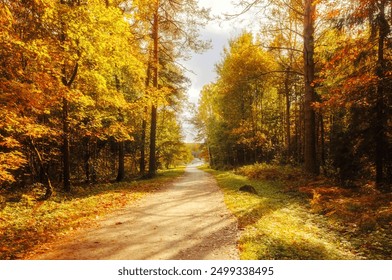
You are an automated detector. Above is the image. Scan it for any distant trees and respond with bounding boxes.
[196,0,391,189]
[196,33,279,167]
[318,0,392,190]
[0,0,207,198]
[132,0,210,177]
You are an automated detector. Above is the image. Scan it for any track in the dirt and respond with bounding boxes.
[32,165,239,260]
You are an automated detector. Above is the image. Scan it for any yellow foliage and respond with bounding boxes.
[0,152,27,184]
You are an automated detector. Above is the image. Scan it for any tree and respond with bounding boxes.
[303,0,318,174]
[318,0,392,189]
[1,0,146,194]
[196,33,279,167]
[131,0,210,177]
[157,109,190,168]
[266,3,304,163]
[0,0,61,197]
[231,0,320,174]
[148,0,160,177]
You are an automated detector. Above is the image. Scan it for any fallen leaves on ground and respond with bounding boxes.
[0,168,184,260]
[205,164,392,260]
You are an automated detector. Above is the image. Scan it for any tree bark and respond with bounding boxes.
[303,0,318,175]
[116,141,125,182]
[319,113,326,172]
[141,56,152,175]
[148,2,159,178]
[62,96,71,191]
[375,1,387,190]
[61,63,78,192]
[140,115,147,175]
[59,0,79,191]
[284,68,291,158]
[83,137,91,183]
[30,138,53,200]
[149,105,158,177]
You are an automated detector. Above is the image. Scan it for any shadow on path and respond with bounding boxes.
[32,165,239,260]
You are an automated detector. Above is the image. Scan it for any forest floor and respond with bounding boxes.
[2,163,391,260]
[6,164,238,260]
[203,164,392,259]
[0,168,185,259]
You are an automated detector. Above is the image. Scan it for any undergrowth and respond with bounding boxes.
[0,168,184,260]
[202,164,392,260]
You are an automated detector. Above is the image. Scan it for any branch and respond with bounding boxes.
[282,0,304,16]
[263,45,304,54]
[68,62,79,86]
[62,62,79,87]
[224,0,263,18]
[259,69,304,77]
[232,70,304,88]
[261,27,304,38]
[29,136,53,200]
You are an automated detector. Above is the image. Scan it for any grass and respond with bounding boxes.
[0,167,185,260]
[201,165,365,260]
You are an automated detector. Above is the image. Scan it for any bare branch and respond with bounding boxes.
[282,0,304,16]
[263,45,304,54]
[224,0,263,18]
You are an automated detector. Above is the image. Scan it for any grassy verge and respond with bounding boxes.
[201,165,365,260]
[0,168,185,260]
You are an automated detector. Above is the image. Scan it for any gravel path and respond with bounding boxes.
[31,165,239,260]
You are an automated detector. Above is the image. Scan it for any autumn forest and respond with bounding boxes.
[1,0,392,260]
[1,0,206,196]
[196,0,392,191]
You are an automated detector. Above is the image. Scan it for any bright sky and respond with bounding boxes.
[181,0,252,142]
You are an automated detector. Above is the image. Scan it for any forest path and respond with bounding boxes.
[31,164,239,260]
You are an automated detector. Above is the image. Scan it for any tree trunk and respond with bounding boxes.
[375,1,387,190]
[303,0,318,175]
[62,96,71,192]
[116,141,125,182]
[149,105,158,177]
[83,137,91,183]
[140,115,147,175]
[30,138,53,200]
[319,113,326,172]
[141,56,152,175]
[61,62,78,192]
[148,3,159,178]
[284,69,291,158]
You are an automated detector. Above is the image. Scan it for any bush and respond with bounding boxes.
[235,163,304,182]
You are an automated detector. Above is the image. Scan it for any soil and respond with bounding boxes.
[29,164,239,260]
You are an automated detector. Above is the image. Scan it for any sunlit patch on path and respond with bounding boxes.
[32,165,239,260]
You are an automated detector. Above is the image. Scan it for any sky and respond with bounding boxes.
[180,0,250,142]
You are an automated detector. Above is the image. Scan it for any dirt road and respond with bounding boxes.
[31,165,239,260]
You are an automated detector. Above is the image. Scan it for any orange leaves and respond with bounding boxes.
[0,0,149,187]
[342,74,376,93]
[325,8,340,20]
[0,152,27,184]
[232,121,267,150]
[298,181,392,234]
[0,137,21,149]
[318,29,381,109]
[0,3,14,28]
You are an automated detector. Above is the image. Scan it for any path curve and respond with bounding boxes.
[31,165,239,260]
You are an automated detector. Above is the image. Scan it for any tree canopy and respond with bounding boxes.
[195,0,392,190]
[0,0,204,196]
